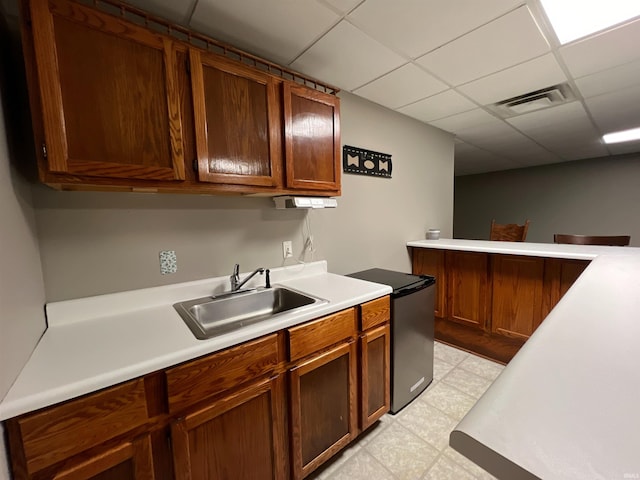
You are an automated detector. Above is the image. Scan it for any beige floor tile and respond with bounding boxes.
[442,367,493,399]
[396,399,457,451]
[433,358,456,380]
[443,446,498,480]
[355,413,396,447]
[458,354,505,381]
[307,443,361,479]
[364,422,439,480]
[421,382,477,421]
[422,455,477,480]
[325,449,395,480]
[434,342,470,366]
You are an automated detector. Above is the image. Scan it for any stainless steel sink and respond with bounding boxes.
[174,287,327,339]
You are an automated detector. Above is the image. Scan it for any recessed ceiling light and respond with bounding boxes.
[603,127,640,144]
[540,0,640,44]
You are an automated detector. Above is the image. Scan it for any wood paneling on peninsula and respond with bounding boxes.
[412,247,589,363]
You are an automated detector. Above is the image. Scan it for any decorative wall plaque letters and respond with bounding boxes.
[342,145,392,178]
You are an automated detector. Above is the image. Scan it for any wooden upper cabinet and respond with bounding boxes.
[283,83,340,192]
[29,0,185,181]
[189,49,282,187]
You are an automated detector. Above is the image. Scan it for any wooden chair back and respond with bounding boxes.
[553,234,630,246]
[490,219,530,242]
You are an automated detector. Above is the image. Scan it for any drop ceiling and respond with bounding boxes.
[48,0,640,175]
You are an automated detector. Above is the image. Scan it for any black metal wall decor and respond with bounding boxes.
[342,145,392,178]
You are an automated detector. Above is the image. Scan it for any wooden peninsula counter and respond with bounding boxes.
[407,239,628,363]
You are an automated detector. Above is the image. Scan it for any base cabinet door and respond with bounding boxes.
[171,375,286,480]
[359,323,391,430]
[49,435,155,480]
[289,341,357,479]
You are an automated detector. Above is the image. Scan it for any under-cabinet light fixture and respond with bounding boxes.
[602,127,640,144]
[273,196,337,209]
[540,0,640,44]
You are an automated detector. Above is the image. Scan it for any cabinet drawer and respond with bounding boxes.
[9,378,149,475]
[166,333,279,413]
[288,308,356,362]
[359,296,390,331]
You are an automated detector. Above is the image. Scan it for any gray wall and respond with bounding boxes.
[454,154,640,246]
[0,8,46,479]
[34,91,454,301]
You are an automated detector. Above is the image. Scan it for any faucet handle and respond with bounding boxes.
[233,263,240,277]
[265,269,271,288]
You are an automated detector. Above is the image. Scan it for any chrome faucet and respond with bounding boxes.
[230,264,271,291]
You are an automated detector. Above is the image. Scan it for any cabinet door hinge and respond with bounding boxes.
[185,55,191,75]
[41,142,47,159]
[193,157,198,172]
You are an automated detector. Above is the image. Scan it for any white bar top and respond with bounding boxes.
[407,240,640,479]
[407,238,637,259]
[0,261,391,420]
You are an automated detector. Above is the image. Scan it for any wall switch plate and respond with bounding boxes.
[283,241,293,259]
[159,250,177,274]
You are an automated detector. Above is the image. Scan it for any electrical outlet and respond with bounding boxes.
[283,241,293,259]
[159,250,177,274]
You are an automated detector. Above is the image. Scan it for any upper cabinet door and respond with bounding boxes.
[283,84,341,192]
[189,49,282,187]
[29,0,185,181]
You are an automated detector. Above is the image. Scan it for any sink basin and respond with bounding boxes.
[174,287,327,339]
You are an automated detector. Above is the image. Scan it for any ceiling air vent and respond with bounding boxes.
[489,83,576,118]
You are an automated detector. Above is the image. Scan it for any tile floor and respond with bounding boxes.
[309,342,505,480]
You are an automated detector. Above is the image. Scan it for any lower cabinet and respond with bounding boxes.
[289,341,358,479]
[446,251,490,330]
[171,375,287,480]
[50,435,155,480]
[4,297,391,480]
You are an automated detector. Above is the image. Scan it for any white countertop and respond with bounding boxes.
[0,261,391,420]
[407,238,636,260]
[407,239,640,479]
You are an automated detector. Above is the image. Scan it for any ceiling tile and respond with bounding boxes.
[120,0,194,23]
[397,90,477,122]
[585,84,640,133]
[430,108,498,133]
[507,102,601,138]
[457,54,567,106]
[353,64,448,109]
[455,119,524,146]
[574,59,640,99]
[560,17,640,78]
[607,139,640,155]
[348,0,522,59]
[318,0,362,14]
[290,21,406,90]
[416,6,550,86]
[190,0,340,65]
